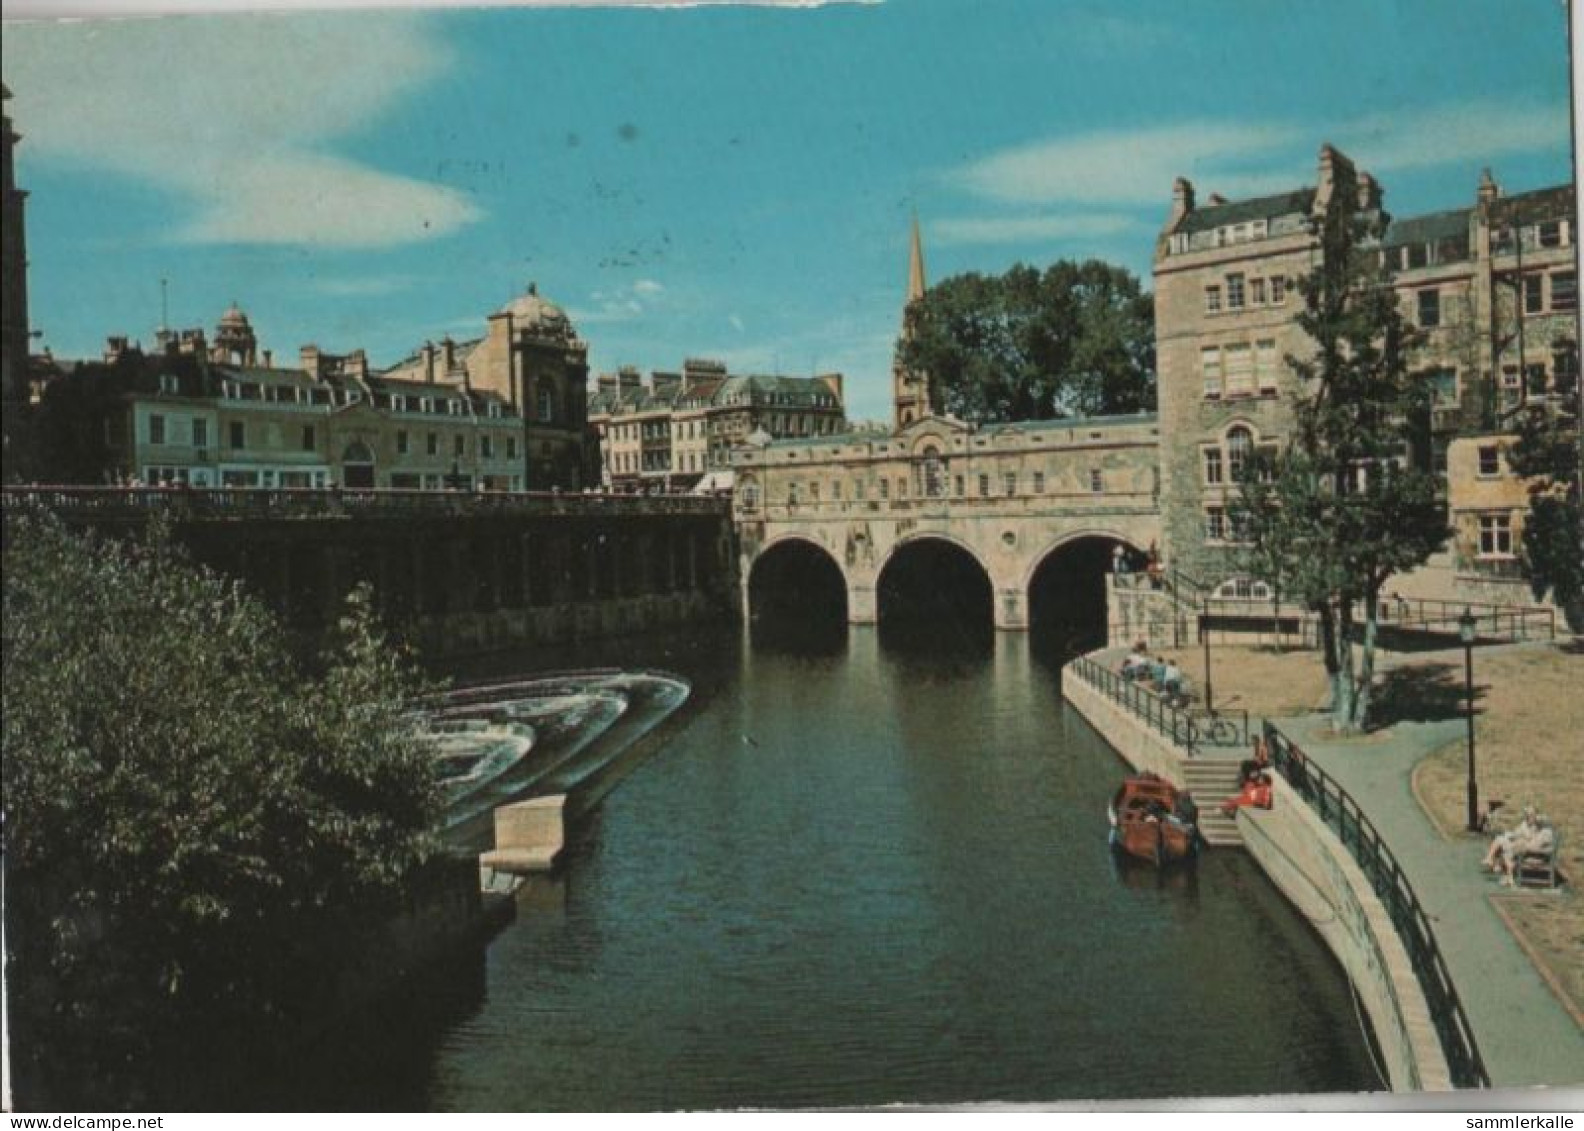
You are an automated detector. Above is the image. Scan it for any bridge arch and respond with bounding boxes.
[1024,529,1146,652]
[748,534,849,627]
[875,533,994,637]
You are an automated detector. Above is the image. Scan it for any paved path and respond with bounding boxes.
[1275,668,1584,1089]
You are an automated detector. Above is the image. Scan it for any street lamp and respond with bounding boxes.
[1201,595,1214,712]
[1460,607,1480,832]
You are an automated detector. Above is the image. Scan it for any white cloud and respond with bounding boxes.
[956,122,1299,206]
[2,13,480,248]
[571,278,669,325]
[632,278,666,296]
[953,99,1572,209]
[932,213,1140,246]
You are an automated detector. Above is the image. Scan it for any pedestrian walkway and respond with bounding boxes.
[1275,705,1584,1089]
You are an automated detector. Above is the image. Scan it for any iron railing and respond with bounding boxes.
[1,485,731,522]
[1264,722,1491,1089]
[1376,593,1555,643]
[1069,654,1249,755]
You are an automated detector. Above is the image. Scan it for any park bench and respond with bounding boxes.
[1514,832,1563,889]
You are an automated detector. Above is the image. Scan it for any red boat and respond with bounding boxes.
[1108,773,1199,865]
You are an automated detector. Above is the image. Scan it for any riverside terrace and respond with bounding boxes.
[1,486,738,657]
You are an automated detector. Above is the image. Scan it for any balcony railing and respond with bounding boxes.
[1264,723,1490,1089]
[1,486,732,522]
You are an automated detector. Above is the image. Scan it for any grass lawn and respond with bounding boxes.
[1410,643,1584,1022]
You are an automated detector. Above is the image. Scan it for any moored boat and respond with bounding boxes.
[1108,773,1199,865]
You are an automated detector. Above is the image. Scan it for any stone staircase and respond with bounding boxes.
[1182,756,1245,848]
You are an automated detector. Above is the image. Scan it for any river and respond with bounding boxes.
[297,618,1377,1109]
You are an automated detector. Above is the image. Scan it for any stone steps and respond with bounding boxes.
[1182,757,1245,848]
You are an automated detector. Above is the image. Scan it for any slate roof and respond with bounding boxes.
[1383,207,1471,249]
[1178,189,1315,234]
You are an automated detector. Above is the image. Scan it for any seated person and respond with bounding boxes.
[1492,812,1555,885]
[1160,660,1184,700]
[1220,773,1273,817]
[1121,647,1149,680]
[1239,736,1271,785]
[1483,805,1539,873]
[1148,657,1167,686]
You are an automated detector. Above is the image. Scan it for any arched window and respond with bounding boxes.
[1214,576,1273,601]
[919,444,945,497]
[1226,425,1253,481]
[537,387,556,423]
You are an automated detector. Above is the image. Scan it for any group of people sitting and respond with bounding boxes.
[1481,805,1557,887]
[1220,736,1275,817]
[1119,643,1190,707]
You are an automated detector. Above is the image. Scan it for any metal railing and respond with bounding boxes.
[1377,593,1555,643]
[1264,722,1490,1089]
[1069,654,1249,756]
[1,486,732,522]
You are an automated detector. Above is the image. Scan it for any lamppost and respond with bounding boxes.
[1460,607,1480,832]
[1201,594,1214,712]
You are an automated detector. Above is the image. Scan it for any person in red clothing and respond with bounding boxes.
[1220,772,1273,817]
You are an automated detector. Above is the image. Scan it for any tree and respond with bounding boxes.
[1507,394,1583,621]
[1234,174,1448,734]
[2,516,442,1106]
[896,259,1155,423]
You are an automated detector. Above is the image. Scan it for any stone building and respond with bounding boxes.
[80,305,533,491]
[589,360,846,493]
[1154,143,1578,600]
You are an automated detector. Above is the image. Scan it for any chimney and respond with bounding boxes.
[347,349,368,380]
[442,335,456,374]
[300,344,323,380]
[819,372,844,404]
[1207,192,1228,206]
[618,365,642,394]
[262,349,273,368]
[1478,167,1501,206]
[1167,176,1196,229]
[421,340,436,383]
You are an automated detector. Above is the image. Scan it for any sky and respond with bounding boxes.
[3,0,1578,422]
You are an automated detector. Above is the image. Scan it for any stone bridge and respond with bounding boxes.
[730,414,1163,632]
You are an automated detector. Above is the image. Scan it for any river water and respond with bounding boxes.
[306,619,1377,1110]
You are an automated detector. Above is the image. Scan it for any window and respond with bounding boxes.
[192,419,208,449]
[426,432,439,456]
[148,414,166,445]
[1552,270,1577,312]
[159,374,179,394]
[809,482,821,504]
[1250,278,1267,305]
[1478,514,1514,557]
[1270,276,1287,305]
[1226,273,1246,310]
[1201,347,1223,398]
[1089,469,1104,493]
[1205,507,1227,541]
[1255,339,1279,392]
[1417,288,1440,328]
[1005,472,1017,497]
[1203,447,1223,485]
[879,478,889,500]
[954,475,964,497]
[301,425,315,452]
[508,436,519,459]
[454,435,465,458]
[1523,274,1544,315]
[397,430,409,455]
[1477,445,1501,477]
[1225,343,1254,396]
[1204,285,1222,314]
[1033,471,1045,494]
[228,421,245,450]
[1214,577,1274,601]
[1424,368,1458,406]
[481,435,494,459]
[740,480,760,511]
[1227,426,1253,481]
[978,474,990,498]
[1538,221,1563,248]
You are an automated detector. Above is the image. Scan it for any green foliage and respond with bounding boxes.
[897,259,1155,423]
[1233,170,1448,731]
[2,515,442,1102]
[1508,404,1583,610]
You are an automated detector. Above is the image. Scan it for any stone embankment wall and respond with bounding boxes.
[1061,655,1453,1093]
[1238,787,1452,1091]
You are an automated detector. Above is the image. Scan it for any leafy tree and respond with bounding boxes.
[897,259,1155,423]
[1507,396,1583,620]
[2,516,442,1106]
[1234,174,1447,733]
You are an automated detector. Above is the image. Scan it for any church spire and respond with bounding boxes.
[907,211,926,304]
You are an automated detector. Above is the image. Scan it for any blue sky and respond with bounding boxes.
[3,0,1576,421]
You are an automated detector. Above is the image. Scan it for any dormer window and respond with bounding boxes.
[159,374,180,395]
